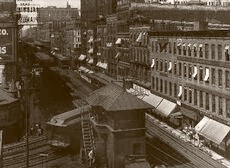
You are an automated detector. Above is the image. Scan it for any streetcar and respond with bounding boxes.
[46,105,91,152]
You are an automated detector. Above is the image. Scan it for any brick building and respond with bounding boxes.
[149,30,230,156]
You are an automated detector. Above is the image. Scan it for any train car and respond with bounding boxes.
[46,105,91,151]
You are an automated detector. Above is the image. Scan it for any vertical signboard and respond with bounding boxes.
[0,27,14,62]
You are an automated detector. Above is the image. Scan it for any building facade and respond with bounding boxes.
[149,30,230,155]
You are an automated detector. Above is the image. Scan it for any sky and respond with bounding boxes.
[34,0,80,8]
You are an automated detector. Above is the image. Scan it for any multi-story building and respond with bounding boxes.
[148,30,230,156]
[81,0,116,63]
[106,14,117,78]
[130,25,151,89]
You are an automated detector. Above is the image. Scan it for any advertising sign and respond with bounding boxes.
[0,28,12,59]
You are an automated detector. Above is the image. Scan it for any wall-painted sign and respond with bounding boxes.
[0,28,12,59]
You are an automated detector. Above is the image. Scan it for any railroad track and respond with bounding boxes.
[2,135,67,168]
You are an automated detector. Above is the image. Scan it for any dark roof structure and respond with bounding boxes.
[86,83,153,111]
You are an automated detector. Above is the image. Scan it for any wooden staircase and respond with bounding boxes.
[81,112,95,167]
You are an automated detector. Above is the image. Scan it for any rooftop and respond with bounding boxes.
[86,83,153,111]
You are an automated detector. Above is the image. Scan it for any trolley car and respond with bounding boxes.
[46,105,91,151]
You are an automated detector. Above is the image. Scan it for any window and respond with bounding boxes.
[183,63,187,78]
[178,45,182,55]
[184,87,187,101]
[226,99,230,118]
[226,70,230,89]
[193,45,197,57]
[155,42,158,53]
[160,60,163,71]
[160,79,163,92]
[173,62,177,75]
[164,80,167,94]
[211,68,216,85]
[188,88,192,103]
[156,77,159,91]
[212,95,216,113]
[188,45,191,56]
[205,44,209,59]
[174,83,177,97]
[152,77,155,89]
[164,60,167,72]
[173,42,176,54]
[200,91,203,108]
[188,64,192,79]
[179,62,182,77]
[217,44,222,60]
[199,66,203,82]
[218,69,223,87]
[152,41,154,52]
[194,89,197,106]
[219,97,223,115]
[225,47,230,61]
[156,59,158,71]
[211,44,215,59]
[169,42,172,53]
[169,82,172,96]
[183,44,186,55]
[199,44,203,58]
[206,93,209,110]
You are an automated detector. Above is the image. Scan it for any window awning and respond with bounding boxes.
[106,43,112,47]
[97,52,101,56]
[136,32,143,43]
[115,38,122,45]
[115,52,121,59]
[168,62,172,71]
[193,44,197,48]
[199,44,203,48]
[88,37,93,43]
[96,62,108,69]
[225,45,229,50]
[187,43,192,48]
[195,116,230,145]
[177,43,182,47]
[78,54,86,61]
[151,59,155,68]
[156,99,177,117]
[87,58,94,64]
[177,85,182,97]
[88,48,93,54]
[204,68,209,81]
[192,66,197,78]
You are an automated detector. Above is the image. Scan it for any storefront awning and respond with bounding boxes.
[142,93,163,108]
[88,48,94,54]
[115,38,122,45]
[156,99,177,117]
[195,116,230,145]
[78,66,94,74]
[96,62,108,69]
[78,54,86,61]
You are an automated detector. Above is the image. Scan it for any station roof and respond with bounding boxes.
[0,89,18,105]
[86,83,153,111]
